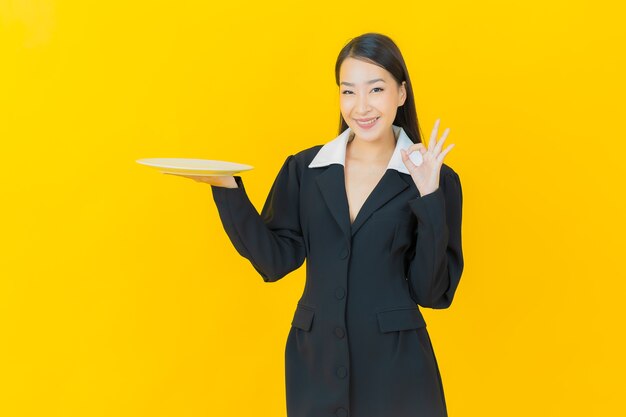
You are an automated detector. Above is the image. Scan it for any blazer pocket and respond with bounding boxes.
[291,304,315,332]
[376,306,426,333]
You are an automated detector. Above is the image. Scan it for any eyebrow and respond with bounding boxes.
[340,78,386,86]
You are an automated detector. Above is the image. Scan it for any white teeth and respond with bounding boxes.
[358,117,378,125]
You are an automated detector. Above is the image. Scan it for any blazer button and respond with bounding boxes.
[339,246,350,259]
[336,366,348,378]
[335,407,348,417]
[335,287,346,299]
[334,326,345,338]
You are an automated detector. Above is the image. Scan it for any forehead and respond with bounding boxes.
[339,57,389,82]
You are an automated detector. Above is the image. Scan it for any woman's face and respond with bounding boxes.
[339,57,406,142]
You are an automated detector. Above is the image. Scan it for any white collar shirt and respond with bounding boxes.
[308,124,415,175]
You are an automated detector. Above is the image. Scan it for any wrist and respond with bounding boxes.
[219,176,238,188]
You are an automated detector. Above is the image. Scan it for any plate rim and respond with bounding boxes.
[136,158,254,171]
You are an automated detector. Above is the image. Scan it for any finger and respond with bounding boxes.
[405,144,427,163]
[437,143,455,162]
[434,127,450,156]
[408,143,426,154]
[400,148,416,171]
[164,173,193,180]
[429,118,440,150]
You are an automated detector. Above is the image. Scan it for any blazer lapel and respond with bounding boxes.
[315,164,352,241]
[349,169,410,237]
[315,165,412,241]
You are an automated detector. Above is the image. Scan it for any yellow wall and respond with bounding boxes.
[1,0,624,416]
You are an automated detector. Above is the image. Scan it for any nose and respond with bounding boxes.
[356,92,371,114]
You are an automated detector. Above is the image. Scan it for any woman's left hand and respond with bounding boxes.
[400,118,455,197]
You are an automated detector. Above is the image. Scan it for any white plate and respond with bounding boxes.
[136,158,254,176]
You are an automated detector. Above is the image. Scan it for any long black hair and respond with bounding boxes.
[335,33,423,144]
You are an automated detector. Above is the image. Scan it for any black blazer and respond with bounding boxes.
[211,144,464,417]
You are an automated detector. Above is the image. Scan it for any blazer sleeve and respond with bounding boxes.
[406,170,464,309]
[209,154,306,283]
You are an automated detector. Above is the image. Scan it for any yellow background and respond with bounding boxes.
[1,0,625,416]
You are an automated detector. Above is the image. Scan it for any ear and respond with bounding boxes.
[398,81,407,107]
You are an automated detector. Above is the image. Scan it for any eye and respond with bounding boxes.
[341,87,383,94]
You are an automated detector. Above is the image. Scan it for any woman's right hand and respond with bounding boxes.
[163,173,239,188]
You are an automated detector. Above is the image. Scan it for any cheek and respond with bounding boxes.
[374,95,396,110]
[339,99,352,116]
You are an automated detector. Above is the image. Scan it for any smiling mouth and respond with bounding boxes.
[355,117,380,127]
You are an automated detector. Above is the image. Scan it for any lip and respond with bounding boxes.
[355,116,380,129]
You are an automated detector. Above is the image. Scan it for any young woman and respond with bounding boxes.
[171,32,463,417]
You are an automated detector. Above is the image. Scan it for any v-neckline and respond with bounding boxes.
[344,131,399,226]
[346,168,390,227]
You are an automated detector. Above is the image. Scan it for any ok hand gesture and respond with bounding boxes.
[400,118,455,197]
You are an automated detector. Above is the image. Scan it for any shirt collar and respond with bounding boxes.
[308,124,414,175]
